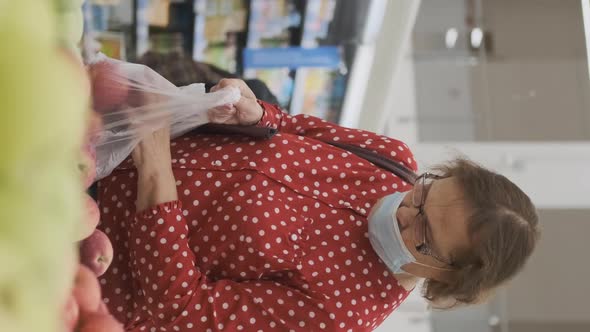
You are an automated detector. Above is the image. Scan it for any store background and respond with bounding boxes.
[83,0,590,331]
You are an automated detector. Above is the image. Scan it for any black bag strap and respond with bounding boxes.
[193,123,278,139]
[322,140,417,185]
[192,124,416,184]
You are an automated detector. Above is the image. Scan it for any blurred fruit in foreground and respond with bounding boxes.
[0,1,88,331]
[62,263,122,331]
[72,265,102,313]
[77,312,125,332]
[62,294,80,332]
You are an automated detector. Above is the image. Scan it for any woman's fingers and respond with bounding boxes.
[208,79,263,125]
[211,78,256,100]
[207,104,238,124]
[234,96,263,125]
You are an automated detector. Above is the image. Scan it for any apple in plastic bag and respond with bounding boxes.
[77,312,124,332]
[89,61,129,113]
[79,229,113,277]
[72,265,102,313]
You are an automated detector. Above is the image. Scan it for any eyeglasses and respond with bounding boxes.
[412,172,454,266]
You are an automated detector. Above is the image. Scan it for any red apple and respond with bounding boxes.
[89,61,129,113]
[126,85,164,109]
[62,294,80,332]
[79,229,113,277]
[77,194,100,241]
[78,313,124,332]
[73,265,102,313]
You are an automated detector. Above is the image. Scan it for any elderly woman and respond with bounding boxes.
[97,79,539,331]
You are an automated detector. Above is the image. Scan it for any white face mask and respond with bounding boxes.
[368,192,416,274]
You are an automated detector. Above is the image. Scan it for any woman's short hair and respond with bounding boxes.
[423,158,540,308]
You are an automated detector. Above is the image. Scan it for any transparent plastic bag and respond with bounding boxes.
[86,53,241,180]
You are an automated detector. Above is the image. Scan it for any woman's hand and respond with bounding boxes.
[208,79,264,126]
[132,125,178,212]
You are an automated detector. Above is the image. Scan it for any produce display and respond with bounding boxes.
[63,107,122,331]
[1,2,240,331]
[0,1,122,331]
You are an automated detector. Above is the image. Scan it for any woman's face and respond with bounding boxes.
[396,176,472,279]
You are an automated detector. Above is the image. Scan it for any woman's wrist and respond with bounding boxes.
[136,168,178,212]
[136,163,173,178]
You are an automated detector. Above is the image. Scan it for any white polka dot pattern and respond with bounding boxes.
[97,101,416,331]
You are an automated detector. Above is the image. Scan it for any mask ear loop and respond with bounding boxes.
[399,262,458,285]
[411,261,457,271]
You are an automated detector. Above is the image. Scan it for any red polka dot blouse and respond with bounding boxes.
[97,101,418,332]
